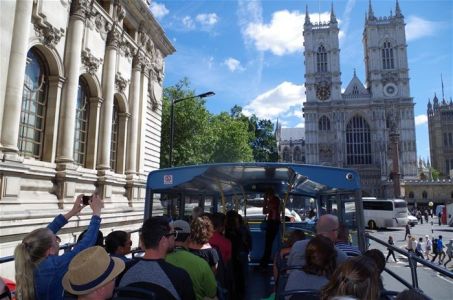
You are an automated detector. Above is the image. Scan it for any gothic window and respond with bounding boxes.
[382,41,394,69]
[408,191,414,199]
[74,77,90,166]
[422,191,427,199]
[444,133,448,146]
[282,147,290,162]
[316,45,328,73]
[352,86,359,95]
[293,147,302,162]
[318,115,330,131]
[346,115,371,165]
[447,159,451,175]
[110,98,119,171]
[18,49,48,159]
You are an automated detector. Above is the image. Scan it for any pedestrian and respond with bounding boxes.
[443,240,453,268]
[431,235,445,264]
[404,224,411,240]
[438,212,442,226]
[415,237,424,259]
[430,221,434,234]
[386,236,397,262]
[424,235,432,258]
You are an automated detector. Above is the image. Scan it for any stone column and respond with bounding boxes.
[1,0,34,155]
[97,27,121,170]
[126,53,144,175]
[56,0,89,163]
[137,61,151,175]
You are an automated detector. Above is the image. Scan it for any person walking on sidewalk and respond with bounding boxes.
[443,239,453,268]
[424,235,432,259]
[386,236,397,263]
[404,224,411,240]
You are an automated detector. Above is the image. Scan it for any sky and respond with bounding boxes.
[150,0,453,161]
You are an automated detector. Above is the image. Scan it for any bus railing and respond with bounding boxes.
[365,233,453,289]
[0,242,78,265]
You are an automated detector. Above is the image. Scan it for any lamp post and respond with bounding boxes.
[169,91,215,167]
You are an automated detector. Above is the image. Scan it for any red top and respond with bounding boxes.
[209,231,232,263]
[263,194,280,221]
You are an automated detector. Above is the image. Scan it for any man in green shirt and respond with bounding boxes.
[166,220,217,300]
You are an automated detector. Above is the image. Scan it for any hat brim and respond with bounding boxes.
[62,256,125,295]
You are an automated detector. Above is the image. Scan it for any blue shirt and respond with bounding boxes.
[34,214,101,300]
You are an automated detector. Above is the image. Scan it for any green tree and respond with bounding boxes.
[160,79,212,168]
[431,168,441,180]
[210,112,254,163]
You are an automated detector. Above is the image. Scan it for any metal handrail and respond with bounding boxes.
[365,233,453,289]
[0,242,77,265]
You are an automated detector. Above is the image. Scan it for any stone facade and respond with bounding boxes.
[403,179,453,207]
[0,0,174,277]
[302,1,417,197]
[427,92,453,177]
[275,124,306,163]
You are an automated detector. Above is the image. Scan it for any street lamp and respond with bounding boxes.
[169,91,215,167]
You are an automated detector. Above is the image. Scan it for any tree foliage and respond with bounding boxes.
[160,80,278,167]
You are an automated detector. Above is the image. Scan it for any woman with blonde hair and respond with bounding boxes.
[321,256,380,300]
[187,215,219,273]
[14,194,103,300]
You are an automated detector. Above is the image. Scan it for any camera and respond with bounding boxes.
[82,195,91,206]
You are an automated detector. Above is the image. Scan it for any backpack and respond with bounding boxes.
[432,239,438,254]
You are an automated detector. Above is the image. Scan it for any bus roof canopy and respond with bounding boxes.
[147,163,360,197]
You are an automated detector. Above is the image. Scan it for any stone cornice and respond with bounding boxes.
[33,22,65,48]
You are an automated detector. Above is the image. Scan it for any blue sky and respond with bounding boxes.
[150,0,453,161]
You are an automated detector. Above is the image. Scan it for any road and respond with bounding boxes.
[368,216,453,300]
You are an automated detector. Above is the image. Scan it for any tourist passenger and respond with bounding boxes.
[273,229,306,283]
[287,214,348,267]
[259,188,281,269]
[285,235,336,292]
[208,212,232,264]
[187,216,219,273]
[363,249,386,291]
[62,246,125,300]
[335,224,361,256]
[14,194,103,300]
[166,220,217,300]
[105,231,132,262]
[77,229,104,247]
[117,216,195,300]
[320,256,380,300]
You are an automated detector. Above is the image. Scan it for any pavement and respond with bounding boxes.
[368,216,453,300]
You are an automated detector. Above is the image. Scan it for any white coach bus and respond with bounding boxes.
[363,198,408,229]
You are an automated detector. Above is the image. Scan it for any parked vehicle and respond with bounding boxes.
[362,198,408,229]
[407,210,418,226]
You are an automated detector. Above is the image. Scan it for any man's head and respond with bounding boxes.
[141,216,176,255]
[172,220,191,244]
[62,246,125,298]
[316,214,340,241]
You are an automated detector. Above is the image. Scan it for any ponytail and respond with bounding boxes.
[14,228,53,300]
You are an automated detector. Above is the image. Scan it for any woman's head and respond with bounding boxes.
[105,231,132,256]
[303,235,336,277]
[321,256,380,300]
[190,216,214,245]
[14,228,55,300]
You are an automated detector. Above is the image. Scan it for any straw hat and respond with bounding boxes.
[62,246,125,295]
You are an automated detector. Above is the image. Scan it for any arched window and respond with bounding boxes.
[293,147,301,162]
[282,147,290,162]
[74,77,90,166]
[346,115,371,165]
[352,86,359,95]
[408,191,414,199]
[19,49,48,159]
[422,191,427,199]
[316,45,328,72]
[110,99,119,171]
[318,115,330,131]
[382,41,394,69]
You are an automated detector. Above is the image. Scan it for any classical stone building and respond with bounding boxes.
[0,0,174,277]
[302,1,417,197]
[427,91,453,178]
[275,123,306,163]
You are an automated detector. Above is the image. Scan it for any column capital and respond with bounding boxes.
[132,52,146,71]
[70,0,91,20]
[107,28,122,49]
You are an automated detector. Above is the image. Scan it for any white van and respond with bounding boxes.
[362,198,408,229]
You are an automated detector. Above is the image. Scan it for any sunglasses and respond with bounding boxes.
[165,231,178,238]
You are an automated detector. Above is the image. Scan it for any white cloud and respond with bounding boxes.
[196,13,219,26]
[243,81,305,120]
[244,10,342,56]
[406,16,440,42]
[224,58,245,72]
[415,114,428,126]
[182,16,195,30]
[295,122,305,128]
[150,2,169,19]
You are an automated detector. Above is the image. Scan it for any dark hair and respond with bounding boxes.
[105,231,129,254]
[141,216,170,249]
[77,229,104,247]
[363,249,385,274]
[303,235,336,277]
[210,212,226,231]
[321,256,380,300]
[336,223,350,242]
[396,289,430,300]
